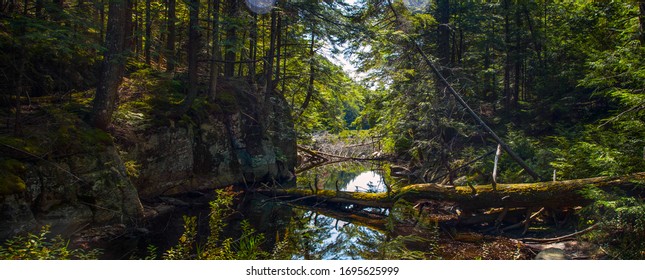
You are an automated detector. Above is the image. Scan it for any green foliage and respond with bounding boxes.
[0,225,101,260]
[0,12,101,99]
[124,160,141,178]
[579,189,645,259]
[199,188,235,260]
[289,55,371,137]
[163,189,269,260]
[163,216,198,260]
[549,121,645,180]
[486,129,554,183]
[115,68,185,127]
[144,245,159,260]
[231,220,269,260]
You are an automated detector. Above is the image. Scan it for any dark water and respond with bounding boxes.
[239,162,404,260]
[98,161,436,259]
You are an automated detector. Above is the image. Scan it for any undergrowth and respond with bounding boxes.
[163,188,269,260]
[580,188,645,259]
[0,225,101,260]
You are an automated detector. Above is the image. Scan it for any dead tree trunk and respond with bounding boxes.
[257,172,645,212]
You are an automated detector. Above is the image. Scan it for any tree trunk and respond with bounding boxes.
[281,18,288,92]
[224,0,238,77]
[275,13,282,88]
[92,0,129,130]
[208,0,221,101]
[51,0,64,20]
[166,0,176,73]
[503,0,512,110]
[238,29,247,77]
[265,9,277,94]
[434,0,454,185]
[35,0,43,17]
[136,0,144,56]
[144,0,151,65]
[249,14,257,84]
[257,173,645,212]
[513,5,522,107]
[436,0,450,67]
[99,0,105,41]
[298,28,315,118]
[174,0,200,117]
[638,0,645,46]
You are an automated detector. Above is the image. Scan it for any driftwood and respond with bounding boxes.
[257,172,645,212]
[297,145,387,162]
[519,224,599,243]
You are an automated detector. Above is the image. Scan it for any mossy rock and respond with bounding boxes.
[0,135,46,156]
[0,159,27,195]
[214,90,239,113]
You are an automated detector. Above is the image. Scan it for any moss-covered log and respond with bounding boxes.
[258,172,645,211]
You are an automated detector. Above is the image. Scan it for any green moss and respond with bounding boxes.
[1,159,26,173]
[124,160,141,178]
[0,135,45,155]
[215,90,238,113]
[0,173,26,195]
[80,128,113,146]
[0,159,27,195]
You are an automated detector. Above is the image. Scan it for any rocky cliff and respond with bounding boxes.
[0,78,296,240]
[118,79,297,198]
[0,113,144,239]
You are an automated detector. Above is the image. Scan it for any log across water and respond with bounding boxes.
[257,172,645,211]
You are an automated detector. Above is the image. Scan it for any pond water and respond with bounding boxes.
[239,161,412,260]
[96,161,439,259]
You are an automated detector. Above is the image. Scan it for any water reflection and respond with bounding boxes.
[346,171,387,192]
[249,162,434,259]
[283,210,387,260]
[296,162,397,193]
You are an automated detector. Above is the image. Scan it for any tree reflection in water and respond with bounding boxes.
[266,162,438,260]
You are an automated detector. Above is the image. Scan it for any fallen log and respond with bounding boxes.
[404,172,645,211]
[257,172,645,211]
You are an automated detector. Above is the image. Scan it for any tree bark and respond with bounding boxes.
[166,0,176,73]
[99,0,105,41]
[297,28,315,118]
[639,0,645,45]
[208,0,221,101]
[249,14,257,84]
[257,172,645,212]
[436,0,450,67]
[224,0,238,77]
[144,0,151,65]
[265,9,277,94]
[92,0,129,130]
[275,13,282,88]
[174,0,200,117]
[503,0,512,110]
[35,0,43,17]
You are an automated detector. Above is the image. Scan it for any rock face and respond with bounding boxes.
[124,80,297,198]
[0,146,143,239]
[0,79,296,240]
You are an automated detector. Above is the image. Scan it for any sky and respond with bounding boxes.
[320,0,361,80]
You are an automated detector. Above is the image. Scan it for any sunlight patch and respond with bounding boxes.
[245,0,275,15]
